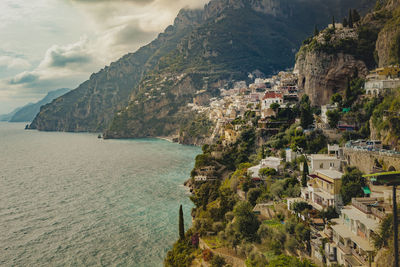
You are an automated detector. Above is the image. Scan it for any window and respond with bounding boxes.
[320,163,324,169]
[330,162,334,167]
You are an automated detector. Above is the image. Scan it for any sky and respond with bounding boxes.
[0,0,208,114]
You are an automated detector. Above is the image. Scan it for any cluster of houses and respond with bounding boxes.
[188,71,299,145]
[286,143,398,267]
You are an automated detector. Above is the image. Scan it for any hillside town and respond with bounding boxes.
[177,63,400,267]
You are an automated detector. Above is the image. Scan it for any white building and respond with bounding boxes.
[309,154,341,173]
[248,157,282,178]
[261,92,283,111]
[285,148,297,162]
[365,78,400,96]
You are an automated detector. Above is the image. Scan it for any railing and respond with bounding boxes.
[352,248,368,266]
[337,242,351,254]
[371,207,388,219]
[352,199,372,214]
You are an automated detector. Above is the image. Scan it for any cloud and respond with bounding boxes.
[9,71,39,85]
[0,56,31,69]
[39,38,93,68]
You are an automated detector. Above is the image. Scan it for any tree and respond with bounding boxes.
[331,93,343,106]
[320,206,339,223]
[352,9,361,23]
[372,213,394,249]
[332,16,336,30]
[340,167,365,204]
[179,205,185,240]
[259,167,277,178]
[342,17,348,28]
[348,9,353,28]
[326,109,341,128]
[301,157,309,187]
[314,25,319,36]
[248,188,262,206]
[300,95,313,129]
[233,201,260,241]
[270,102,280,112]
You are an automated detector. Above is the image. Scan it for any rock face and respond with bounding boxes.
[30,0,375,136]
[295,51,368,105]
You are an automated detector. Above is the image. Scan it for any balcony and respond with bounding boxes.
[351,198,372,214]
[352,248,369,266]
[371,206,389,220]
[337,242,351,254]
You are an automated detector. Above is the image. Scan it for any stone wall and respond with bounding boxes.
[344,148,400,173]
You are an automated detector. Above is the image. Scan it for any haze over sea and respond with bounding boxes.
[0,122,200,266]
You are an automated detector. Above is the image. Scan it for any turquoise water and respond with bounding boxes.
[0,122,200,266]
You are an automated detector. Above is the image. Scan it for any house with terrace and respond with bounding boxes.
[319,197,391,267]
[301,169,343,211]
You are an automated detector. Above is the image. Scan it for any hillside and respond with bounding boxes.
[30,0,375,135]
[9,88,70,122]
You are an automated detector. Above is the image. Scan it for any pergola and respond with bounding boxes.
[363,171,400,267]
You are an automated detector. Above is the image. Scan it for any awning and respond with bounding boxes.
[363,186,371,195]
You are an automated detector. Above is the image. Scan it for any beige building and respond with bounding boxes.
[301,169,343,210]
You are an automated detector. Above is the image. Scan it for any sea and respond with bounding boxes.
[0,122,200,266]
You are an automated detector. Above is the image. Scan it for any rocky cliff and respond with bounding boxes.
[295,51,368,105]
[295,0,400,106]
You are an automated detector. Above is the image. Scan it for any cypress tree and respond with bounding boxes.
[332,16,336,30]
[301,158,309,187]
[179,205,185,240]
[342,17,348,28]
[348,9,354,28]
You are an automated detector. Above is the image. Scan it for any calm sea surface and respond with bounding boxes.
[0,122,200,266]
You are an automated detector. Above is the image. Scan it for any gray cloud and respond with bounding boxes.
[39,39,93,69]
[46,50,91,68]
[9,72,39,85]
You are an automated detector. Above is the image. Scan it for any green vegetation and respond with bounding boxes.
[340,166,366,205]
[371,89,400,148]
[300,95,314,129]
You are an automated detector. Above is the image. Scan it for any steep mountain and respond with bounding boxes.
[295,0,400,105]
[9,88,70,122]
[30,0,375,136]
[29,9,203,132]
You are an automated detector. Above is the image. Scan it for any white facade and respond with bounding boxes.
[365,79,400,96]
[285,148,297,162]
[309,154,341,173]
[260,157,282,171]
